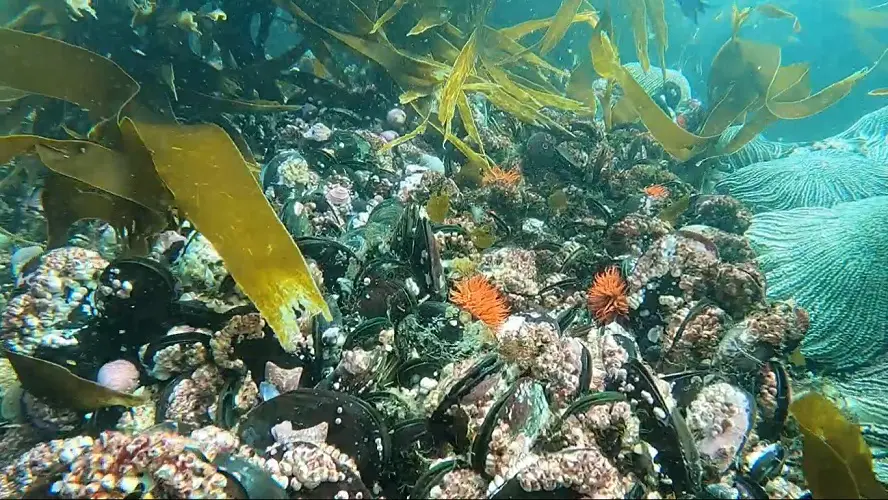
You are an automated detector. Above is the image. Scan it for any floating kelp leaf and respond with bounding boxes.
[439,23,481,141]
[500,10,598,41]
[3,348,146,410]
[213,452,288,499]
[766,53,885,120]
[626,0,650,72]
[42,174,165,251]
[757,4,802,32]
[480,27,564,77]
[870,88,888,96]
[0,28,138,122]
[644,0,668,78]
[408,6,452,36]
[790,392,887,499]
[457,91,484,153]
[539,0,583,56]
[703,38,781,138]
[371,0,409,33]
[590,31,707,160]
[426,192,450,223]
[275,0,449,93]
[0,87,28,103]
[128,119,331,351]
[566,59,598,115]
[0,135,171,211]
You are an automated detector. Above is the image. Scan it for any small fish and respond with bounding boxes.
[676,0,709,24]
[869,88,888,96]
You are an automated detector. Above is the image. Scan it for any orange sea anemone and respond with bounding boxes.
[643,184,670,200]
[450,275,510,328]
[587,267,629,324]
[482,165,522,187]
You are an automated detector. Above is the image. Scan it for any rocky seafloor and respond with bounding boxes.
[0,99,815,499]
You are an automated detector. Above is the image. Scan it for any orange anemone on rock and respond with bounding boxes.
[587,266,629,324]
[482,165,522,187]
[450,275,510,328]
[643,184,670,199]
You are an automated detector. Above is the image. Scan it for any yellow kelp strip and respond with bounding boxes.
[274,0,449,92]
[791,392,887,499]
[501,9,597,42]
[766,51,886,119]
[457,91,485,154]
[4,349,147,410]
[756,4,801,32]
[128,119,332,348]
[408,6,452,36]
[439,27,480,140]
[724,63,809,154]
[626,0,650,72]
[0,135,170,210]
[566,59,598,115]
[372,0,409,34]
[540,0,583,56]
[590,31,706,160]
[0,28,138,122]
[644,0,668,78]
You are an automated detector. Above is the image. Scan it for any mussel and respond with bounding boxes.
[238,389,390,485]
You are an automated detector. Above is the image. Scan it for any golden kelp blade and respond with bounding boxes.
[870,88,888,96]
[439,29,479,141]
[724,63,810,154]
[790,392,888,499]
[0,28,138,122]
[626,0,650,72]
[500,9,598,41]
[766,52,886,119]
[644,0,668,78]
[4,348,146,410]
[539,0,583,56]
[457,91,485,154]
[379,116,428,153]
[566,59,599,115]
[590,31,706,160]
[372,0,409,33]
[757,4,801,32]
[481,27,564,77]
[275,0,448,92]
[731,5,753,38]
[0,135,171,211]
[128,120,332,351]
[703,38,781,137]
[408,6,452,36]
[0,87,28,103]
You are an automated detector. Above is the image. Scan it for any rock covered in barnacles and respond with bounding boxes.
[479,247,541,310]
[508,448,628,498]
[1,247,108,352]
[584,323,631,392]
[605,213,671,257]
[140,325,212,380]
[172,234,228,295]
[429,468,488,499]
[0,428,241,498]
[210,313,266,371]
[627,233,719,308]
[686,383,754,474]
[562,400,641,456]
[163,364,225,427]
[660,300,729,370]
[689,195,752,234]
[714,302,808,372]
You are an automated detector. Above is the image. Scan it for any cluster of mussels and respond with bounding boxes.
[0,100,807,499]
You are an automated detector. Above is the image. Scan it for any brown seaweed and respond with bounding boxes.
[3,348,146,410]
